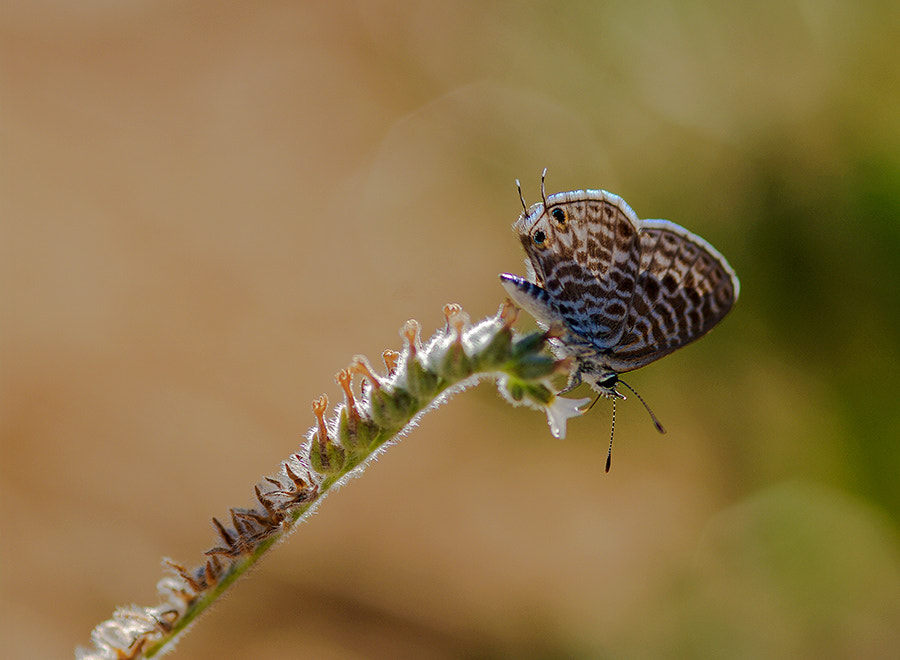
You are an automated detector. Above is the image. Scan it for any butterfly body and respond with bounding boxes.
[501,187,739,399]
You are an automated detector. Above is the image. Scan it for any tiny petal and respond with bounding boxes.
[545,395,590,439]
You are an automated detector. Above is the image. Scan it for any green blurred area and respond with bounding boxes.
[3,1,900,658]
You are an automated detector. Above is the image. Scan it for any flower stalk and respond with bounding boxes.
[76,302,587,660]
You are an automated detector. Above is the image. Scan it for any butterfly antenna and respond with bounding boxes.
[605,397,616,472]
[515,179,527,213]
[617,378,666,434]
[540,167,548,208]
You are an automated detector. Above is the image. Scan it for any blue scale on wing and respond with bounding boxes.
[544,200,641,350]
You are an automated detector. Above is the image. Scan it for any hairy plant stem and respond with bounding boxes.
[76,303,588,660]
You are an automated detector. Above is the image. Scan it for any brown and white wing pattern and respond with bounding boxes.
[511,191,643,350]
[604,219,740,373]
[501,186,739,389]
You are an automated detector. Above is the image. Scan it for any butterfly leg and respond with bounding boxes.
[558,366,583,394]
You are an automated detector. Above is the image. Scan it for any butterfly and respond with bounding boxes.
[500,171,739,469]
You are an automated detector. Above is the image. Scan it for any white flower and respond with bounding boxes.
[544,395,591,439]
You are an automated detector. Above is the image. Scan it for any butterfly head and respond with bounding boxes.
[591,373,667,435]
[590,373,626,400]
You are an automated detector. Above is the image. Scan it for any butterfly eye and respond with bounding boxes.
[551,207,566,225]
[533,230,546,245]
[598,374,619,389]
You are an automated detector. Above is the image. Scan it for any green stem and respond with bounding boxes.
[77,303,584,660]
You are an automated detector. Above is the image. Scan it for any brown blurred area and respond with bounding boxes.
[3,2,900,658]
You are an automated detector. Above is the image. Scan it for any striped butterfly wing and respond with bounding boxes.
[603,219,740,373]
[519,192,643,350]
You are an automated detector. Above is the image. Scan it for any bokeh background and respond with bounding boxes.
[3,2,900,658]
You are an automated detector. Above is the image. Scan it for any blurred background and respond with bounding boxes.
[3,1,900,658]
